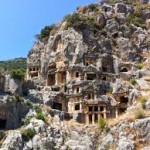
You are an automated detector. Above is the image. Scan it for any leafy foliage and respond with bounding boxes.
[21,128,36,141]
[35,24,55,43]
[10,68,26,80]
[129,78,137,85]
[135,63,144,69]
[98,118,106,130]
[34,105,45,121]
[126,15,146,28]
[36,112,45,120]
[64,13,86,30]
[64,13,101,31]
[88,4,99,12]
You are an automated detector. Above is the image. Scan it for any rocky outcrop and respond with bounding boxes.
[0,95,30,129]
[1,0,150,149]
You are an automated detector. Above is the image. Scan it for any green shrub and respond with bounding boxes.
[34,105,42,113]
[88,4,99,12]
[63,14,72,21]
[134,110,145,119]
[126,15,145,28]
[64,13,86,30]
[34,105,45,121]
[11,68,25,80]
[36,112,45,121]
[98,118,106,130]
[64,12,101,32]
[108,0,117,5]
[35,24,55,43]
[135,63,144,69]
[134,6,142,17]
[129,78,137,85]
[21,128,36,141]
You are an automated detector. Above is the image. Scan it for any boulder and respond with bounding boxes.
[98,134,114,150]
[4,74,23,95]
[134,117,150,142]
[142,9,150,21]
[114,3,127,14]
[117,138,135,150]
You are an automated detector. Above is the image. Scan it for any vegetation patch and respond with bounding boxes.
[64,13,101,31]
[10,68,26,80]
[98,118,106,130]
[88,4,99,12]
[140,97,147,109]
[35,24,55,43]
[34,105,45,121]
[0,58,26,72]
[21,128,36,141]
[129,78,137,85]
[134,110,145,119]
[126,15,146,28]
[135,63,144,70]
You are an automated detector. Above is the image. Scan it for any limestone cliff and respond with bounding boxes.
[0,0,150,150]
[26,0,150,123]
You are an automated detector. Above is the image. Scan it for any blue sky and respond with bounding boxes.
[0,0,97,60]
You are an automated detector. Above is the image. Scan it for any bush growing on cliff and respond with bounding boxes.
[64,13,101,32]
[21,128,36,141]
[126,15,145,28]
[34,105,45,121]
[36,112,45,120]
[135,63,144,69]
[64,13,86,30]
[129,78,137,85]
[88,4,99,12]
[35,24,55,43]
[98,118,106,130]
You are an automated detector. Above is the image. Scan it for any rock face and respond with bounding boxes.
[0,95,30,129]
[26,0,150,125]
[134,117,150,143]
[1,0,150,150]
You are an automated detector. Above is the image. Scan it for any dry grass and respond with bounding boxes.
[107,114,135,126]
